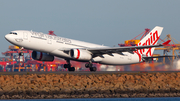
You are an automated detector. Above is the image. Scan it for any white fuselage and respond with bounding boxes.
[5,30,141,65]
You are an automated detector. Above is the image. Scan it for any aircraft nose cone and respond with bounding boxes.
[5,34,13,43]
[5,34,10,40]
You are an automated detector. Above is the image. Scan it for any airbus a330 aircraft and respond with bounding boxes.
[5,26,170,71]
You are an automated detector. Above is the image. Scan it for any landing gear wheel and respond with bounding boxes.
[89,67,97,72]
[64,60,75,71]
[64,64,70,68]
[85,63,92,68]
[68,67,75,71]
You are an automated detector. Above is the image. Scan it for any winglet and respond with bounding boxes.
[162,40,171,45]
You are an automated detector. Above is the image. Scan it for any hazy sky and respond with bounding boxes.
[0,0,180,56]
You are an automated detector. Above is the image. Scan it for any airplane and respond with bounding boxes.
[5,26,171,72]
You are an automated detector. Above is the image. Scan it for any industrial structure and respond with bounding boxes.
[118,28,180,71]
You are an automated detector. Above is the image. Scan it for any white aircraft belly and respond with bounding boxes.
[50,49,71,59]
[98,53,140,65]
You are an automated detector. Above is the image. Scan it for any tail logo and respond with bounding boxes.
[134,30,160,61]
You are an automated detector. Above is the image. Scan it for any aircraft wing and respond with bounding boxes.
[87,40,171,55]
[59,40,171,56]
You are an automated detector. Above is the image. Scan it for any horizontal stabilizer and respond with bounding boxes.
[143,55,173,62]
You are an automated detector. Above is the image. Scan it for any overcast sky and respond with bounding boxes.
[0,0,180,56]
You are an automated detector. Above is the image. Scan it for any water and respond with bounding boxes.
[1,97,180,101]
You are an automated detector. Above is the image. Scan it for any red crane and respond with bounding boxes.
[118,28,150,47]
[48,30,56,36]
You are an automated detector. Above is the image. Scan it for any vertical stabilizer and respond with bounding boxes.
[137,26,163,57]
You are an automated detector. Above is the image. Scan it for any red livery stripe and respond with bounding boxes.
[39,52,43,61]
[76,49,80,59]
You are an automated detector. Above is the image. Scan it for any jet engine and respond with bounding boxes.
[70,49,92,61]
[32,51,54,61]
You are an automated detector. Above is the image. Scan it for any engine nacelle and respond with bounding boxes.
[32,51,54,61]
[70,49,92,61]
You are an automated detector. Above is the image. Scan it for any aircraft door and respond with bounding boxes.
[23,32,28,40]
[48,39,52,44]
[47,36,52,44]
[128,54,132,60]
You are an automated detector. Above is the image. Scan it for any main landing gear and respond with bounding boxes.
[64,60,97,72]
[85,62,97,72]
[63,60,75,71]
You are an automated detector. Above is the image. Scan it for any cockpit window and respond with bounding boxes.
[9,32,17,35]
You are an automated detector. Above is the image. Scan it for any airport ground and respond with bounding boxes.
[0,71,180,99]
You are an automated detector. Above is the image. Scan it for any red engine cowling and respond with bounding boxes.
[32,51,54,61]
[70,49,92,61]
